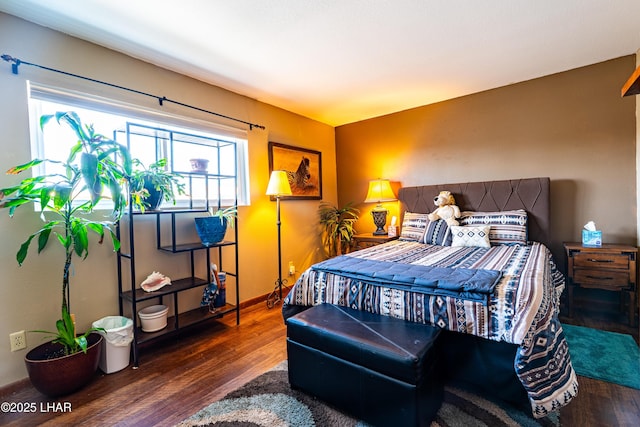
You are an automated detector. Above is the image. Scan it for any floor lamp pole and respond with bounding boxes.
[276,195,283,300]
[267,195,287,308]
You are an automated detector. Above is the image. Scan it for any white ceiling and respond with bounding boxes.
[1,0,639,126]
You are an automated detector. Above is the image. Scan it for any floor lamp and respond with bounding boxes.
[265,170,292,308]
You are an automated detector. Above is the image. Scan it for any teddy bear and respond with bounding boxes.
[428,190,461,226]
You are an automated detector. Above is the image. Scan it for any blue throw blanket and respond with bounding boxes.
[311,255,502,304]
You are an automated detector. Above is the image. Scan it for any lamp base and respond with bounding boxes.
[266,277,288,309]
[370,208,388,235]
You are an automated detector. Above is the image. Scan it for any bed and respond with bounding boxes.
[282,177,578,418]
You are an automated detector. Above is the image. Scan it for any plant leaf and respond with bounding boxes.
[72,220,89,258]
[37,226,53,253]
[5,159,44,175]
[16,235,36,265]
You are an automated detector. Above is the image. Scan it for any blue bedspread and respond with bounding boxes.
[312,255,501,304]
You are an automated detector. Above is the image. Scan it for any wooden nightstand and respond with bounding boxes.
[564,242,637,326]
[351,233,399,251]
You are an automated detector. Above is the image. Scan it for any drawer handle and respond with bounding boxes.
[587,258,613,263]
[586,275,613,280]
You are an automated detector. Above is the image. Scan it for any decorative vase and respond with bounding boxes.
[189,158,209,173]
[142,176,164,211]
[194,217,228,246]
[24,333,102,397]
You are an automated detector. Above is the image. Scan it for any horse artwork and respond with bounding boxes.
[268,142,322,199]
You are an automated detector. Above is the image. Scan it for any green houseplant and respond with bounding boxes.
[318,202,360,257]
[129,158,186,212]
[0,111,133,396]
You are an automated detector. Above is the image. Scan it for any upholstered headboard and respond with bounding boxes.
[398,177,550,247]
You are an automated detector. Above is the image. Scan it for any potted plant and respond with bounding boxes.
[318,202,360,257]
[0,111,133,396]
[129,158,186,212]
[194,205,238,246]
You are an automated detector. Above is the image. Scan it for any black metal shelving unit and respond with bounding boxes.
[115,122,240,367]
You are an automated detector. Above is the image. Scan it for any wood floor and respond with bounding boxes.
[1,300,638,426]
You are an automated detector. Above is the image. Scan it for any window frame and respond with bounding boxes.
[27,81,251,209]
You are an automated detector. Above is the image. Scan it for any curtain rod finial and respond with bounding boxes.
[1,54,21,74]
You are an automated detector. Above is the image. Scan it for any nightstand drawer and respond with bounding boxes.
[351,234,399,251]
[573,252,629,269]
[355,240,380,250]
[573,269,631,290]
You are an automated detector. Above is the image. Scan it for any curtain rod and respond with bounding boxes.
[1,54,265,131]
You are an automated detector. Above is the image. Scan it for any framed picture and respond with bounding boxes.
[268,142,322,200]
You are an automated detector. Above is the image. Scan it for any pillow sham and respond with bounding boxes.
[423,219,452,246]
[399,212,429,242]
[450,225,491,248]
[459,209,528,245]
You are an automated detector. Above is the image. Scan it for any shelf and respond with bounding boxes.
[158,240,236,253]
[121,276,209,303]
[135,304,237,344]
[621,64,640,97]
[129,208,208,215]
[116,121,240,368]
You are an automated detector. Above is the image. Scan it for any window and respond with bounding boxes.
[27,82,250,209]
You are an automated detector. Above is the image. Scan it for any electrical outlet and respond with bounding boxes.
[288,261,295,276]
[10,330,27,352]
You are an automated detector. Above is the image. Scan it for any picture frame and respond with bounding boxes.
[268,142,322,200]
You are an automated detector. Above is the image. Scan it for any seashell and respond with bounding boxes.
[141,271,172,292]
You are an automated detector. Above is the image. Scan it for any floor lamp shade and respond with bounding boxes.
[364,179,396,235]
[266,171,293,196]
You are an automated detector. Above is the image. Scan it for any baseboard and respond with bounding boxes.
[240,287,291,309]
[0,377,31,399]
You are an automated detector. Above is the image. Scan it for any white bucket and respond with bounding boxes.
[138,305,168,332]
[92,316,133,374]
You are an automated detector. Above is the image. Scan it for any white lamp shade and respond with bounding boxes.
[364,179,396,203]
[266,170,293,196]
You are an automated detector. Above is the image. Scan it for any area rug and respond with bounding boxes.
[177,361,559,427]
[563,323,640,389]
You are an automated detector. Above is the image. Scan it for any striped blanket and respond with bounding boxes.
[282,240,578,417]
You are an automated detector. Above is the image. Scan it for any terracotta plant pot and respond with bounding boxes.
[24,333,102,397]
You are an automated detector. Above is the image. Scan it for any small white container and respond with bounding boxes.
[138,305,168,332]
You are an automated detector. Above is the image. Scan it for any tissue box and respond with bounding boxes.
[582,230,602,247]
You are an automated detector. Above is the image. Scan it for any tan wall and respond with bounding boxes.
[336,56,637,264]
[636,50,640,244]
[0,13,336,387]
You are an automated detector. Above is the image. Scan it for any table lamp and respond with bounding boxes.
[364,179,396,235]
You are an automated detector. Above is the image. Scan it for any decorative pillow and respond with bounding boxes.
[399,212,429,242]
[423,219,452,246]
[459,209,528,245]
[450,225,491,248]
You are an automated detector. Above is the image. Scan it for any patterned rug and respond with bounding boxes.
[177,361,560,427]
[563,324,640,389]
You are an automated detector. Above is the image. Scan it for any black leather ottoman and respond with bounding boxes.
[286,304,442,427]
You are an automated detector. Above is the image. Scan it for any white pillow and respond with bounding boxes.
[450,225,491,248]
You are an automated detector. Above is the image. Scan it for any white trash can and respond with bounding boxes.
[92,316,134,374]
